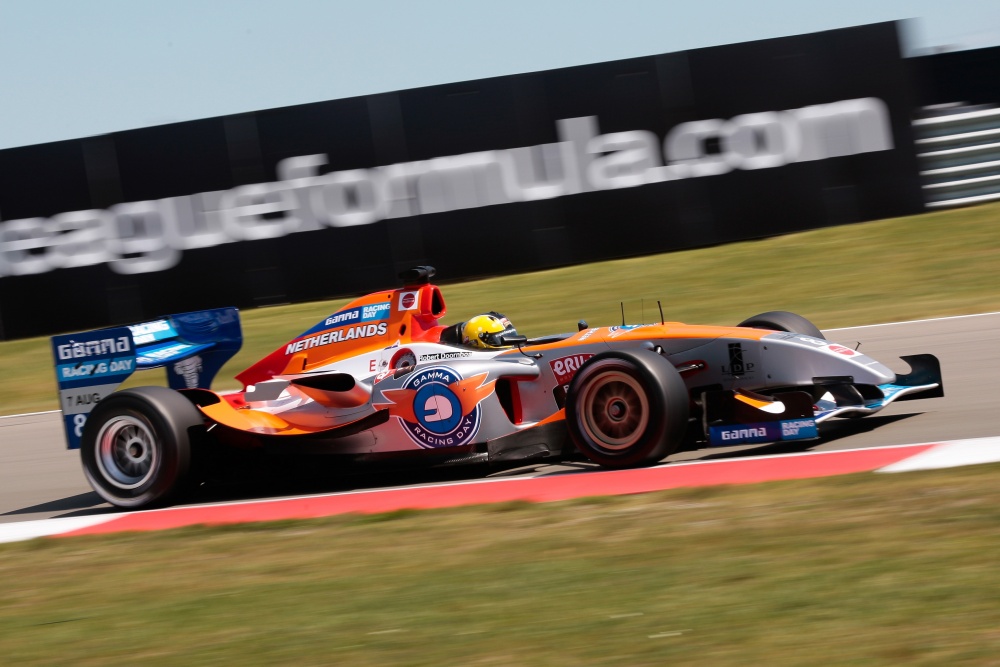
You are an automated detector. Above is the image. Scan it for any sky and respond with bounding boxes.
[2,0,1000,151]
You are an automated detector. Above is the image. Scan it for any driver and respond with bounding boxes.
[440,312,518,348]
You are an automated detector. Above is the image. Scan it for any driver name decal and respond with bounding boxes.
[376,366,494,448]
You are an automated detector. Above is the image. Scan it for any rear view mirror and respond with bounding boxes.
[500,334,528,346]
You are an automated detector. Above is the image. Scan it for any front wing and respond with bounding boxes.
[702,354,943,447]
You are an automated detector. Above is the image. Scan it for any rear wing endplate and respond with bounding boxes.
[50,307,241,449]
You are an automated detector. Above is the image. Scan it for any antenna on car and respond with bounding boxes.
[620,302,625,326]
[502,334,541,360]
[657,301,664,325]
[516,340,542,360]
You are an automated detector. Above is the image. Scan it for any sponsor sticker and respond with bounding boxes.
[173,355,203,389]
[549,353,594,388]
[709,418,817,446]
[827,344,856,356]
[721,343,756,377]
[56,356,134,381]
[709,424,773,446]
[608,324,647,337]
[775,333,826,346]
[798,336,826,346]
[128,320,175,345]
[55,335,131,361]
[285,322,388,355]
[390,348,417,369]
[376,366,494,449]
[58,383,123,416]
[136,342,195,364]
[779,418,818,439]
[419,351,472,362]
[399,291,419,311]
[323,302,391,328]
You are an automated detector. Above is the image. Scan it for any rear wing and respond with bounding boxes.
[51,307,242,449]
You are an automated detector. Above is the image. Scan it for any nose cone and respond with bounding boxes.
[848,355,896,385]
[820,341,896,384]
[761,333,896,386]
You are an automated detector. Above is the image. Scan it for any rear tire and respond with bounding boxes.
[80,387,204,509]
[566,350,689,468]
[737,311,824,339]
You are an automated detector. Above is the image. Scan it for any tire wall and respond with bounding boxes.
[0,21,926,340]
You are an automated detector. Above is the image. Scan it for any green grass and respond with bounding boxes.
[3,202,1000,416]
[5,204,1000,664]
[3,464,1000,665]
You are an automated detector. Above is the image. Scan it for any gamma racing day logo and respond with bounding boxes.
[376,366,495,448]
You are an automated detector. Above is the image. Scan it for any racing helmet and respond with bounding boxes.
[462,312,517,349]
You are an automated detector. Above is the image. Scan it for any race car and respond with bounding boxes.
[52,266,943,508]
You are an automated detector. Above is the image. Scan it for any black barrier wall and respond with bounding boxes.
[0,21,925,340]
[910,44,1000,108]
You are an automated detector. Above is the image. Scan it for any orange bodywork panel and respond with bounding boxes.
[522,323,772,354]
[235,283,449,388]
[196,399,328,436]
[535,408,567,426]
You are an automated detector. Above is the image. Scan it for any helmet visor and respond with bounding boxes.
[480,325,518,348]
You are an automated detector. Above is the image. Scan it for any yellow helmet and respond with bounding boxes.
[462,312,516,349]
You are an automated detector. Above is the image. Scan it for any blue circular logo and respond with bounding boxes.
[398,366,482,448]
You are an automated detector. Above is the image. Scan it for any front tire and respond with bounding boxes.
[80,387,204,509]
[737,311,824,339]
[566,350,689,468]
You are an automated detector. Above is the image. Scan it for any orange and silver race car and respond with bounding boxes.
[52,266,943,508]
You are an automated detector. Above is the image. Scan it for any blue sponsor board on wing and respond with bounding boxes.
[128,319,177,345]
[709,419,818,447]
[56,355,135,381]
[51,326,138,450]
[136,341,214,366]
[52,327,136,390]
[780,419,818,439]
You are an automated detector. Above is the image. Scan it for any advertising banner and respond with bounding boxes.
[0,22,923,339]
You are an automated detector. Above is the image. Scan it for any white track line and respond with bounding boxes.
[824,311,1000,332]
[0,410,60,420]
[0,515,117,544]
[876,437,1000,472]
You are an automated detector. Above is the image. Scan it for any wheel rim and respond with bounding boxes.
[579,370,649,451]
[95,415,159,490]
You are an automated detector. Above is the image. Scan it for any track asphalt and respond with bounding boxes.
[2,437,998,544]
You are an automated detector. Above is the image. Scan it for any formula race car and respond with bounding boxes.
[52,266,943,508]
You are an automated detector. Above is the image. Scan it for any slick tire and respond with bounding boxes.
[737,311,824,339]
[566,350,689,468]
[80,387,203,509]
